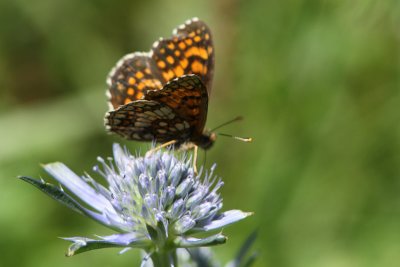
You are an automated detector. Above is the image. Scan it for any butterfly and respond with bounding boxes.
[105,17,216,149]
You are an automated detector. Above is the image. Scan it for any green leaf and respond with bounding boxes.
[64,235,152,256]
[241,252,258,267]
[66,238,124,256]
[228,230,258,267]
[187,248,219,267]
[235,230,258,266]
[173,233,226,248]
[18,176,85,215]
[18,176,124,232]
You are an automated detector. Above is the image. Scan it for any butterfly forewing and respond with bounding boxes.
[107,53,164,109]
[151,18,214,94]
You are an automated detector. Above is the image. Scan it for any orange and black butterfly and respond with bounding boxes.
[105,18,216,149]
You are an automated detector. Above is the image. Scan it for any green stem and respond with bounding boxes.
[146,223,178,266]
[149,248,177,267]
[171,249,178,266]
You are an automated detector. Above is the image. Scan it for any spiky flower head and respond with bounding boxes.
[20,144,251,264]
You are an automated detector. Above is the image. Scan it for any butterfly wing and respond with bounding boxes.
[145,74,208,136]
[107,53,164,109]
[107,18,214,110]
[105,75,208,142]
[105,100,192,142]
[106,18,212,143]
[151,18,214,94]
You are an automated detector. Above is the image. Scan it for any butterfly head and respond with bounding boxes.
[195,131,217,150]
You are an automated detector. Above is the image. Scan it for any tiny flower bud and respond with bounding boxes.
[156,170,167,192]
[168,198,185,219]
[174,215,196,234]
[176,177,194,197]
[169,163,184,186]
[163,186,176,207]
[144,193,158,210]
[186,187,206,208]
[138,174,150,197]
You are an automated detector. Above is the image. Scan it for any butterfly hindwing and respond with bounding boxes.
[145,74,208,135]
[105,100,192,142]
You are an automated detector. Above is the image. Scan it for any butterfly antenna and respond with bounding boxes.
[211,116,243,132]
[218,133,253,142]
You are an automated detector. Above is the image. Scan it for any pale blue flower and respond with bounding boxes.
[20,144,251,264]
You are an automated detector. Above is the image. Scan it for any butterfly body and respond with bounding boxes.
[105,18,215,149]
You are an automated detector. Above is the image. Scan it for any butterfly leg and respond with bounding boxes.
[193,145,199,175]
[145,140,177,157]
[178,143,199,174]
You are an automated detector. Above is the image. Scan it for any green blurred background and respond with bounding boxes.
[1,0,400,266]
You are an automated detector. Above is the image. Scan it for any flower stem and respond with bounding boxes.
[150,249,177,267]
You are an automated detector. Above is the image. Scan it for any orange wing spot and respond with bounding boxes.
[185,38,193,46]
[194,36,201,43]
[160,48,166,54]
[144,68,151,74]
[180,58,189,69]
[136,91,144,99]
[128,77,136,85]
[143,79,159,87]
[184,47,203,58]
[184,47,196,57]
[178,42,186,50]
[166,55,174,64]
[124,98,132,104]
[174,50,181,56]
[196,29,201,34]
[168,69,175,79]
[205,33,210,40]
[127,88,135,95]
[162,69,175,81]
[208,46,213,54]
[157,60,166,68]
[143,80,152,87]
[188,32,195,37]
[167,42,175,50]
[135,71,144,79]
[191,60,204,73]
[137,83,145,90]
[153,79,163,88]
[203,65,208,75]
[174,65,184,77]
[199,48,208,60]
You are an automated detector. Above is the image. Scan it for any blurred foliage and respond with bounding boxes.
[1,0,400,266]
